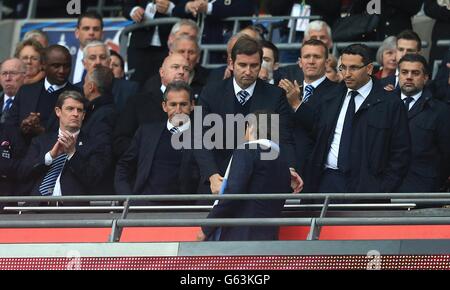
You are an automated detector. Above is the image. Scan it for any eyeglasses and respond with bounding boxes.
[20,56,40,62]
[0,71,25,78]
[338,64,368,73]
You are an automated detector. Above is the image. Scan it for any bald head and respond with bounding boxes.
[159,53,190,86]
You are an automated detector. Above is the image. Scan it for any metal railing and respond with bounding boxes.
[1,193,450,242]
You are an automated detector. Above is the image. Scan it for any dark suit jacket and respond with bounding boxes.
[431,49,450,105]
[6,80,81,133]
[202,144,291,241]
[115,121,199,196]
[195,78,296,188]
[397,89,450,192]
[123,0,182,49]
[81,94,117,195]
[293,78,339,174]
[75,78,139,113]
[113,74,166,157]
[304,80,411,193]
[18,131,112,196]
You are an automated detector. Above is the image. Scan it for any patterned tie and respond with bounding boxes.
[337,90,358,173]
[39,153,68,196]
[404,96,414,111]
[303,84,314,103]
[47,85,55,93]
[237,90,250,105]
[169,127,180,134]
[3,98,13,112]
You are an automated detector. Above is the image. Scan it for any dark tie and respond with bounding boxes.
[337,90,358,173]
[237,90,250,105]
[39,153,68,196]
[3,98,13,112]
[303,85,314,103]
[403,96,414,111]
[169,127,180,134]
[47,85,55,93]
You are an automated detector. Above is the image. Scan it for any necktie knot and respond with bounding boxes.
[169,127,180,134]
[303,85,314,103]
[47,85,55,93]
[349,90,359,99]
[404,96,414,111]
[237,90,250,105]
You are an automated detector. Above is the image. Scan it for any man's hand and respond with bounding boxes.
[196,229,206,241]
[209,173,223,194]
[279,79,301,110]
[20,112,45,136]
[155,0,171,14]
[49,139,65,159]
[290,168,304,193]
[130,7,145,22]
[384,84,395,91]
[58,130,77,156]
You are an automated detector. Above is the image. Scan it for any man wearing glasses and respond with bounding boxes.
[0,58,26,124]
[304,44,410,199]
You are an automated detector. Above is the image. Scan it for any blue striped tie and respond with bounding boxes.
[3,98,13,112]
[237,90,250,105]
[303,85,314,103]
[169,127,179,134]
[47,86,55,93]
[39,153,68,196]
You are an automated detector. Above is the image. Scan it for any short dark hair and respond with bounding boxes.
[43,44,71,64]
[109,49,124,71]
[341,43,373,65]
[396,29,421,51]
[231,36,263,63]
[87,66,114,95]
[77,11,104,29]
[398,53,429,76]
[301,39,329,59]
[163,81,193,102]
[262,40,279,63]
[56,90,85,109]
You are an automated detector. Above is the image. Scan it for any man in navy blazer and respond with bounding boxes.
[195,36,299,195]
[279,39,339,175]
[6,45,81,139]
[115,81,199,203]
[19,91,111,197]
[395,54,450,193]
[198,111,291,241]
[305,44,411,197]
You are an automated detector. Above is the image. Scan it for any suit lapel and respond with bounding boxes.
[407,91,429,120]
[222,78,235,115]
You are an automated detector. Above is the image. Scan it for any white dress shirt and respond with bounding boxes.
[302,75,326,94]
[44,78,67,92]
[325,79,373,170]
[401,91,422,111]
[72,48,84,84]
[233,78,256,104]
[44,129,80,196]
[167,118,191,134]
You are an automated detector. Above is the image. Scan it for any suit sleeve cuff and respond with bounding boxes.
[207,3,213,14]
[166,2,175,15]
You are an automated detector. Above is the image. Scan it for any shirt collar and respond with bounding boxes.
[167,118,191,134]
[401,91,422,102]
[3,94,14,100]
[233,78,256,97]
[160,84,166,94]
[346,78,373,100]
[45,78,67,92]
[303,75,326,89]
